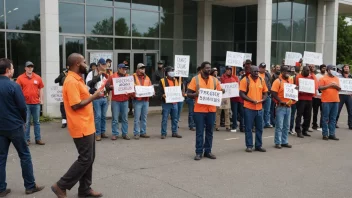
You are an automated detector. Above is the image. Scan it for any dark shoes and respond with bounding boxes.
[161,135,166,139]
[78,189,103,198]
[264,125,273,128]
[140,134,150,138]
[322,136,329,140]
[122,135,130,140]
[172,133,182,138]
[61,123,67,128]
[328,135,339,141]
[336,124,339,128]
[245,148,252,152]
[204,153,216,159]
[240,128,245,133]
[254,147,266,152]
[275,144,282,149]
[302,132,311,137]
[190,128,196,131]
[0,189,11,197]
[35,140,45,145]
[25,184,45,195]
[281,144,292,148]
[134,135,140,140]
[312,126,318,130]
[194,154,202,160]
[51,183,66,198]
[297,133,304,138]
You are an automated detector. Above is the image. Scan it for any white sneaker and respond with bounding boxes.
[231,129,237,133]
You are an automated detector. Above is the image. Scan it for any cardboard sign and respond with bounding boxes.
[221,83,239,98]
[303,51,323,66]
[197,88,222,107]
[298,78,315,94]
[174,55,190,77]
[285,52,302,66]
[112,76,135,95]
[135,85,155,97]
[165,86,184,103]
[219,98,231,109]
[89,52,112,65]
[284,83,298,101]
[48,86,62,103]
[225,51,245,67]
[243,53,252,61]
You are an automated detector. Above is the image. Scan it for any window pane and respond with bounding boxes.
[59,0,84,3]
[234,23,245,41]
[306,17,316,42]
[305,43,316,52]
[115,8,131,36]
[161,40,173,67]
[272,0,278,21]
[86,0,113,6]
[65,38,85,62]
[247,22,257,41]
[247,5,258,23]
[0,32,5,58]
[87,37,113,50]
[277,20,291,41]
[277,42,291,64]
[212,5,233,41]
[132,39,158,50]
[115,38,131,49]
[132,10,159,37]
[6,0,40,31]
[86,6,113,35]
[234,42,245,52]
[59,36,63,69]
[212,42,233,63]
[183,41,197,76]
[292,18,305,41]
[114,0,131,8]
[292,43,305,54]
[246,42,257,64]
[7,33,41,78]
[160,0,174,13]
[161,13,174,38]
[278,0,292,20]
[292,0,306,21]
[234,7,246,23]
[183,0,197,15]
[0,0,4,29]
[271,42,277,65]
[59,3,84,34]
[272,21,277,40]
[132,0,159,11]
[183,15,197,39]
[307,0,317,18]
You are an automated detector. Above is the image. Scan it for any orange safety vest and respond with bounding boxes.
[160,77,179,90]
[133,73,152,100]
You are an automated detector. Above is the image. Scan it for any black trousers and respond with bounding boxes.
[60,102,66,120]
[57,133,95,194]
[336,94,352,127]
[312,98,322,127]
[295,100,312,133]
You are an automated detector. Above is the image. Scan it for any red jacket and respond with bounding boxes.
[220,73,242,102]
[296,74,317,101]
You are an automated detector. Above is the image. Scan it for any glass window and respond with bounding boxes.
[234,42,245,52]
[86,6,113,35]
[277,42,291,64]
[247,5,258,23]
[292,43,305,54]
[212,42,233,62]
[59,0,84,3]
[161,40,173,67]
[272,21,277,40]
[132,39,158,50]
[278,0,292,20]
[183,41,197,76]
[277,20,291,41]
[132,10,159,37]
[305,43,315,52]
[115,8,131,36]
[87,37,113,50]
[183,15,197,39]
[160,0,174,13]
[272,0,278,21]
[306,17,316,42]
[59,36,63,69]
[247,22,257,41]
[246,42,257,64]
[132,0,159,12]
[114,0,131,8]
[115,38,131,49]
[59,3,84,34]
[7,33,41,78]
[183,0,197,15]
[234,7,246,23]
[86,0,113,6]
[6,0,40,31]
[65,37,85,62]
[0,32,5,58]
[292,18,306,41]
[307,0,317,18]
[161,13,174,38]
[212,6,233,41]
[271,42,277,65]
[292,0,306,21]
[0,0,4,29]
[234,24,246,41]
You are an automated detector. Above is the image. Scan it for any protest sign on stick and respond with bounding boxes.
[303,51,323,65]
[298,78,315,94]
[197,88,222,107]
[174,55,190,77]
[135,85,154,97]
[285,52,302,66]
[113,76,135,95]
[225,51,245,67]
[284,83,298,101]
[165,86,184,103]
[243,53,252,61]
[221,83,239,98]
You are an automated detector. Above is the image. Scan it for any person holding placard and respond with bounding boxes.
[271,65,295,149]
[318,65,341,141]
[336,64,352,129]
[132,63,152,140]
[312,64,326,130]
[159,66,182,139]
[289,66,299,135]
[107,63,132,141]
[258,63,273,128]
[239,66,268,153]
[187,62,223,160]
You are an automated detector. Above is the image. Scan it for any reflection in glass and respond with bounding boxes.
[59,3,84,34]
[160,0,174,13]
[278,0,292,20]
[212,6,233,41]
[307,0,317,18]
[7,33,41,78]
[115,38,131,49]
[292,18,306,42]
[86,6,113,35]
[272,0,278,21]
[246,42,257,64]
[277,42,291,64]
[305,43,316,52]
[132,39,158,50]
[59,0,84,3]
[292,43,305,54]
[292,0,306,20]
[234,42,245,52]
[132,0,159,11]
[114,0,131,8]
[183,15,197,39]
[0,0,4,29]
[132,10,159,37]
[161,13,174,38]
[161,40,173,67]
[86,0,113,6]
[272,21,277,40]
[65,38,84,63]
[115,8,131,36]
[306,18,316,42]
[6,0,40,31]
[87,37,113,50]
[277,20,291,41]
[234,7,246,23]
[247,23,257,41]
[212,42,233,63]
[0,32,5,58]
[183,41,197,77]
[183,0,197,15]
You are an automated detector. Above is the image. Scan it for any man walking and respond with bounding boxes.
[336,64,352,129]
[239,66,268,153]
[16,61,45,146]
[51,53,102,198]
[318,65,341,141]
[55,66,69,128]
[0,58,44,197]
[312,64,326,130]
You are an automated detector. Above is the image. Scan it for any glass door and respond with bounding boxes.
[62,36,85,68]
[114,51,131,72]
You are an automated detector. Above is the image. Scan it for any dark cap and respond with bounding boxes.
[118,63,128,69]
[245,59,252,64]
[157,60,163,65]
[90,62,97,68]
[98,58,106,65]
[164,66,174,73]
[258,62,266,68]
[25,61,34,67]
[106,58,112,62]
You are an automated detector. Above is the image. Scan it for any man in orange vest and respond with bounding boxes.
[132,63,152,140]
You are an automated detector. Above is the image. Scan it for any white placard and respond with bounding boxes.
[48,86,62,103]
[221,83,239,98]
[165,86,184,103]
[197,88,222,107]
[89,52,113,65]
[135,85,154,97]
[285,52,302,66]
[113,76,135,95]
[284,83,298,101]
[225,51,245,67]
[174,55,190,77]
[339,78,352,92]
[303,51,323,66]
[243,53,252,61]
[299,78,315,94]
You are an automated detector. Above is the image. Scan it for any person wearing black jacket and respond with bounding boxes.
[54,66,69,128]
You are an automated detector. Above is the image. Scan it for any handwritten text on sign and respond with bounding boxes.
[284,83,298,101]
[198,88,222,107]
[339,78,352,92]
[303,51,323,66]
[225,51,245,67]
[113,76,135,95]
[90,52,112,65]
[243,53,252,61]
[285,52,302,66]
[48,86,62,103]
[299,78,315,94]
[221,83,239,98]
[165,86,184,103]
[135,85,154,97]
[174,55,190,77]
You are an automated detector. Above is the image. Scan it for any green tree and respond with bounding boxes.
[337,16,352,64]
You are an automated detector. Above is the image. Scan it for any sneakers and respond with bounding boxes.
[95,135,101,141]
[328,135,339,141]
[122,135,130,140]
[25,184,45,195]
[264,125,273,128]
[204,153,216,159]
[275,144,282,149]
[231,129,237,133]
[322,136,329,140]
[254,147,266,152]
[134,135,140,140]
[140,134,150,138]
[35,140,45,145]
[289,130,296,135]
[245,148,252,153]
[215,128,220,131]
[281,144,292,148]
[172,133,182,138]
[0,189,11,197]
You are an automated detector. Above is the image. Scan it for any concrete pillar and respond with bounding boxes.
[40,0,60,117]
[197,1,212,66]
[324,0,338,65]
[315,0,326,54]
[173,0,183,56]
[256,0,272,65]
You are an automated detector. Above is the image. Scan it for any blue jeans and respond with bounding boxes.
[321,102,339,137]
[274,107,291,145]
[25,104,41,141]
[176,101,184,121]
[161,103,178,135]
[270,100,276,126]
[111,101,128,136]
[133,100,149,135]
[263,96,271,127]
[194,112,216,154]
[231,101,244,129]
[92,97,108,135]
[0,127,35,191]
[244,108,263,148]
[290,104,297,131]
[185,98,195,129]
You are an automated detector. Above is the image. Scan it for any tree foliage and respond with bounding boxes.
[337,16,352,64]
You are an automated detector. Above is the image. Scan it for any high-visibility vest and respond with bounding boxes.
[160,77,179,90]
[133,73,152,100]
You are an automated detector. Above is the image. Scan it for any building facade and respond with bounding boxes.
[0,0,351,116]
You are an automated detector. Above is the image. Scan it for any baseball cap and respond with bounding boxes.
[245,59,252,64]
[259,62,266,68]
[106,58,112,62]
[118,63,128,69]
[137,63,145,69]
[25,61,34,67]
[157,60,163,64]
[327,64,335,70]
[98,58,106,65]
